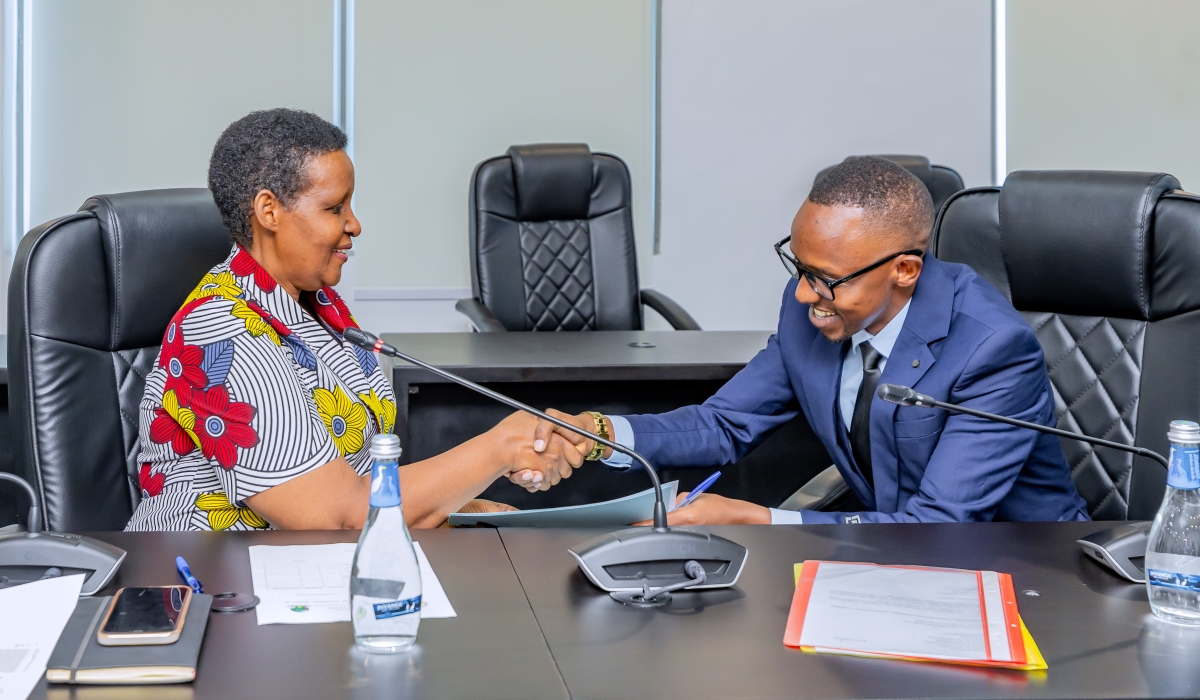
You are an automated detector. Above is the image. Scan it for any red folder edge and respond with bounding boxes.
[782,560,820,647]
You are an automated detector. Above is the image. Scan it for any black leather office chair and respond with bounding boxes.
[456,143,700,332]
[815,155,965,214]
[8,189,231,531]
[784,170,1197,522]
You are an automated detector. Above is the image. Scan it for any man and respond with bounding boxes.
[529,156,1089,525]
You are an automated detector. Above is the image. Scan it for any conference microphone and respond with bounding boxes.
[343,327,748,606]
[875,383,1168,469]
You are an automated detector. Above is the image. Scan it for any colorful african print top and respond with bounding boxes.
[125,247,396,531]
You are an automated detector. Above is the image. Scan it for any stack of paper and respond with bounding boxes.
[447,481,678,528]
[784,561,1046,671]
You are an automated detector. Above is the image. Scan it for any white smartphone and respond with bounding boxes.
[96,585,192,646]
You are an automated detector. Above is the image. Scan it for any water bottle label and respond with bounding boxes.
[1148,569,1200,592]
[372,595,422,619]
[1168,444,1200,490]
[369,460,401,508]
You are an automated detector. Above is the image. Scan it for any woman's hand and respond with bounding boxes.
[496,411,589,492]
[456,499,519,514]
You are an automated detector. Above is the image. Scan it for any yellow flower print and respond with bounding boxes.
[185,271,242,305]
[195,492,269,530]
[151,389,202,453]
[230,301,281,345]
[358,389,396,434]
[314,386,369,455]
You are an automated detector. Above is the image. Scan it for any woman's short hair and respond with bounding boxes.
[208,108,347,247]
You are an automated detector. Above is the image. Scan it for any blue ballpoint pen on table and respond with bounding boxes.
[176,556,204,594]
[676,471,721,509]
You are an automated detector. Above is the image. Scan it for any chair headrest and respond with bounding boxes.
[507,143,594,221]
[999,171,1180,319]
[79,188,231,349]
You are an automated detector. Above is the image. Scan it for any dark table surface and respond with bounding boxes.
[29,529,568,700]
[380,330,773,383]
[500,522,1196,700]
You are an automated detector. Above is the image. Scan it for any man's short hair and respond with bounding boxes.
[208,108,348,247]
[808,156,935,248]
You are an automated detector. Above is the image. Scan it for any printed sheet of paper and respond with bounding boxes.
[448,481,679,527]
[0,574,84,699]
[249,542,455,625]
[795,562,1018,663]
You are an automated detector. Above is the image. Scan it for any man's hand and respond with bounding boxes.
[533,409,607,461]
[633,492,771,526]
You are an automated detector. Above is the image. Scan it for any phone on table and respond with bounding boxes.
[97,585,192,646]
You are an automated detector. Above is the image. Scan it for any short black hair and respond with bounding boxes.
[808,156,935,248]
[208,108,348,247]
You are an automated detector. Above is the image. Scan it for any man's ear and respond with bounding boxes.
[251,189,283,233]
[894,255,923,289]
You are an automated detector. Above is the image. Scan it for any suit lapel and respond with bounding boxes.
[870,256,954,512]
[802,332,875,504]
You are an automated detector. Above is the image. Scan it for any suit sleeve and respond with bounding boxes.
[801,323,1054,524]
[620,283,802,467]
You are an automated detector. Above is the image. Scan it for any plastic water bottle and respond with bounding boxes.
[1146,420,1200,625]
[350,434,422,652]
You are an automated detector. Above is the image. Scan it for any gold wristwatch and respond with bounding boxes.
[583,411,610,461]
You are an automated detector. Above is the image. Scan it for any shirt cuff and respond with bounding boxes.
[599,415,635,467]
[769,508,805,525]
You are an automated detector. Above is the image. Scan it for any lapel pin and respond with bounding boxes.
[912,359,920,368]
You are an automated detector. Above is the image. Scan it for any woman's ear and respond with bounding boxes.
[251,189,283,233]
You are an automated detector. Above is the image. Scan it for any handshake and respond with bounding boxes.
[490,409,772,526]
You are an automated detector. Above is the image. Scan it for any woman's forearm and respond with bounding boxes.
[399,428,514,528]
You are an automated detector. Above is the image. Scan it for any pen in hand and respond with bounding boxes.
[676,471,721,510]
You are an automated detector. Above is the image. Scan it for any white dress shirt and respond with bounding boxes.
[603,300,913,525]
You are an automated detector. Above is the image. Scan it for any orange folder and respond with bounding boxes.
[785,561,1047,671]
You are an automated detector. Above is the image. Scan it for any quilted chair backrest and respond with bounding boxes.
[469,143,642,331]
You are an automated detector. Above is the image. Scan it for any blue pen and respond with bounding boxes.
[176,556,203,594]
[677,471,722,510]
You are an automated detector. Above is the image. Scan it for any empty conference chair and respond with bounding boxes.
[456,143,700,332]
[787,170,1198,522]
[815,155,965,214]
[8,189,230,531]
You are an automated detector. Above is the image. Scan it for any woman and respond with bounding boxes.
[126,109,580,531]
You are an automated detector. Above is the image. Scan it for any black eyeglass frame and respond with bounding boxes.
[773,236,923,301]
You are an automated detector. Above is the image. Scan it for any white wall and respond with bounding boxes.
[1006,0,1200,190]
[350,0,654,332]
[653,0,994,331]
[30,0,333,227]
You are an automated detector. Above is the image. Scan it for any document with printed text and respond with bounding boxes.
[249,542,455,625]
[0,574,84,699]
[784,561,1031,668]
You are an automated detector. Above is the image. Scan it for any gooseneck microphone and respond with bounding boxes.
[343,327,748,606]
[876,383,1169,469]
[0,472,41,533]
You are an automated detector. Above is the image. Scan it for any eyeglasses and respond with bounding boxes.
[774,236,923,301]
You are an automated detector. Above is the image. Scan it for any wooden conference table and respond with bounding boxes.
[26,521,1194,700]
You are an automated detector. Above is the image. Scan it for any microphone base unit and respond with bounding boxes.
[568,527,748,599]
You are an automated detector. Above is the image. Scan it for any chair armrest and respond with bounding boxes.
[776,465,850,512]
[455,298,508,332]
[640,289,701,330]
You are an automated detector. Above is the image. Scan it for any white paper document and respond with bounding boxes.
[248,542,455,625]
[447,481,679,528]
[798,562,1016,662]
[0,574,84,700]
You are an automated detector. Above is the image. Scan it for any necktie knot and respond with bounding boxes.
[860,341,882,372]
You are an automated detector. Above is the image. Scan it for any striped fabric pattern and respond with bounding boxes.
[125,247,396,531]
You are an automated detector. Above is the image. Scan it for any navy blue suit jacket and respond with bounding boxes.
[624,256,1090,524]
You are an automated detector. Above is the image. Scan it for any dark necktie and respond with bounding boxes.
[850,341,883,490]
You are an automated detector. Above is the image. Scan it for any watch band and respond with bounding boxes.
[583,411,610,461]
